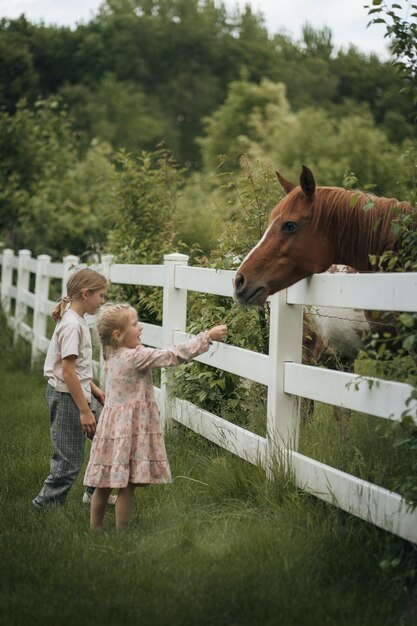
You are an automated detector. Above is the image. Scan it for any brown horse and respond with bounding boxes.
[233,165,414,306]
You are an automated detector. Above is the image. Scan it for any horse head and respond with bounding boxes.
[233,166,335,305]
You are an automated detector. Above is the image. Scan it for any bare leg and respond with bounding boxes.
[115,482,137,530]
[90,487,112,530]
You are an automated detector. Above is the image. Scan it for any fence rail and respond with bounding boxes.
[1,247,417,544]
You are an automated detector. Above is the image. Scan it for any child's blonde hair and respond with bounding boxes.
[96,303,136,359]
[52,267,108,322]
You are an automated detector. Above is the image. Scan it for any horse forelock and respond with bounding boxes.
[269,188,309,223]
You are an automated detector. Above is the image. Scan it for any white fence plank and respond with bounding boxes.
[175,266,234,296]
[267,291,303,454]
[22,290,35,308]
[15,250,32,344]
[9,255,19,270]
[47,262,64,279]
[32,254,51,365]
[26,257,38,273]
[109,263,165,286]
[37,335,50,353]
[19,322,34,342]
[287,272,417,311]
[290,451,417,545]
[173,330,269,385]
[41,299,56,316]
[285,363,417,422]
[142,323,163,348]
[172,395,267,466]
[1,249,14,313]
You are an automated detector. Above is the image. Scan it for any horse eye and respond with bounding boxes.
[282,221,298,233]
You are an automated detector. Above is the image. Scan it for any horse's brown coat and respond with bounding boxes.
[233,165,414,305]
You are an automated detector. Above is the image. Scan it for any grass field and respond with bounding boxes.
[1,335,417,626]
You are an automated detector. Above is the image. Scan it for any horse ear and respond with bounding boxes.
[276,171,295,194]
[300,165,316,198]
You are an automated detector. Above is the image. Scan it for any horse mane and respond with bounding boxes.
[308,187,413,270]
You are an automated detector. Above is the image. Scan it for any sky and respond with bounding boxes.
[0,0,394,59]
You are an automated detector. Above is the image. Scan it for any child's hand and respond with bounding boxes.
[91,382,105,406]
[80,409,96,438]
[208,324,228,342]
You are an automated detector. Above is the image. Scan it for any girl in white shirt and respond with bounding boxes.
[32,268,108,510]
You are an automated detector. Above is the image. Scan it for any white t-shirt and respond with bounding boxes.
[44,309,93,401]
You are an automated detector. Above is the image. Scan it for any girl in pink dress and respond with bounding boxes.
[84,303,227,530]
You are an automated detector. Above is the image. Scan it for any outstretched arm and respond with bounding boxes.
[133,325,228,370]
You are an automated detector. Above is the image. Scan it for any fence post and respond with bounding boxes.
[32,254,51,367]
[14,249,32,343]
[62,255,79,295]
[1,248,14,315]
[101,254,114,282]
[161,253,189,428]
[266,291,303,474]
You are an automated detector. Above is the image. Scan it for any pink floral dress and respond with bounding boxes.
[84,332,211,488]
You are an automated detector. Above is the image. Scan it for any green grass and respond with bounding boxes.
[1,335,417,626]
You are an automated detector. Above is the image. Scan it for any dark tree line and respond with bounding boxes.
[1,0,415,166]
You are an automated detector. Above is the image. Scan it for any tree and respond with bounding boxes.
[19,141,116,258]
[301,24,334,58]
[58,74,173,155]
[198,79,292,171]
[108,147,182,265]
[0,98,115,256]
[0,17,39,112]
[197,77,409,197]
[0,99,76,247]
[366,0,417,111]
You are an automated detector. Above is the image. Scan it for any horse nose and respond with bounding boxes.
[234,273,246,294]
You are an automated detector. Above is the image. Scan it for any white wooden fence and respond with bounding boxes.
[1,247,417,544]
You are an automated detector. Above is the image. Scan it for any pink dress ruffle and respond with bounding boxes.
[84,332,211,488]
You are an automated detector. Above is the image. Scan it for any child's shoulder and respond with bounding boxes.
[62,309,85,324]
[58,310,85,333]
[110,345,142,360]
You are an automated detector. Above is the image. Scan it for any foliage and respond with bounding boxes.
[1,1,416,171]
[0,98,75,248]
[20,140,117,259]
[0,98,116,256]
[198,79,292,172]
[199,76,412,197]
[106,147,184,322]
[173,158,274,431]
[58,73,173,156]
[362,0,417,511]
[364,205,417,508]
[366,0,417,111]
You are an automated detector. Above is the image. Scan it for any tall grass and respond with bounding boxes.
[1,321,417,626]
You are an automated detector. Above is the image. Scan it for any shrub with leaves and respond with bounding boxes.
[107,147,184,322]
[358,157,417,509]
[362,1,417,509]
[172,158,277,433]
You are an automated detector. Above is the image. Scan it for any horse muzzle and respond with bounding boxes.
[233,273,268,306]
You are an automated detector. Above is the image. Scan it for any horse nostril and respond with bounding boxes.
[234,273,245,293]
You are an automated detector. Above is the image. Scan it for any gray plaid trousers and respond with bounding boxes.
[32,384,102,509]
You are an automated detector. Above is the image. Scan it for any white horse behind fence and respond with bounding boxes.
[1,247,417,543]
